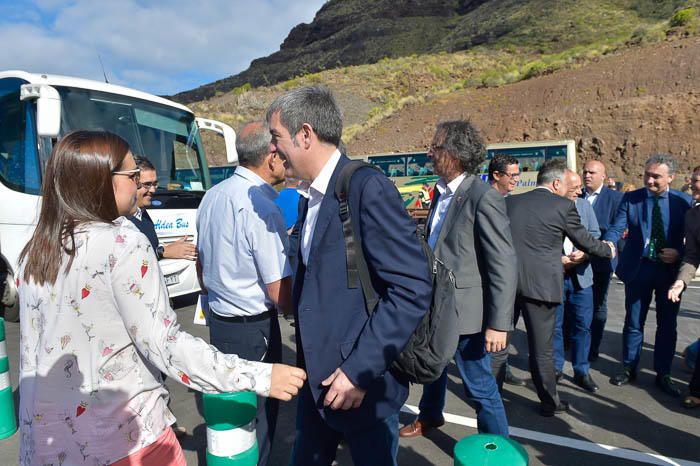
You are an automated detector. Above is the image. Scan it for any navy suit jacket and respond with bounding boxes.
[292,155,432,431]
[583,187,623,274]
[603,188,692,283]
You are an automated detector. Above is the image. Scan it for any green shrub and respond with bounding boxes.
[629,25,665,45]
[428,65,451,80]
[670,7,697,27]
[232,83,252,95]
[522,60,548,79]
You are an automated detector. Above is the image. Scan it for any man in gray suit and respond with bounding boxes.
[507,159,614,416]
[554,170,601,393]
[400,120,516,438]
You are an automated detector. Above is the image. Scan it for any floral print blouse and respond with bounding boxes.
[18,218,272,465]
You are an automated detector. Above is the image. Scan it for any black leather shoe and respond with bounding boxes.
[574,373,599,393]
[655,375,681,398]
[610,369,636,386]
[555,371,563,384]
[540,400,571,417]
[505,368,527,386]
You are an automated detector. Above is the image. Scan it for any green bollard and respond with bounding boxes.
[454,434,528,466]
[0,317,18,440]
[203,391,258,465]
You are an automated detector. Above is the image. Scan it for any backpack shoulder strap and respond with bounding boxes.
[334,160,383,315]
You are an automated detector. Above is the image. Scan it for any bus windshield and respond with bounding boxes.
[56,86,209,192]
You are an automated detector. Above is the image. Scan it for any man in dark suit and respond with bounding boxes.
[668,164,700,408]
[507,159,614,416]
[399,120,515,438]
[266,85,432,466]
[487,153,527,389]
[604,154,692,397]
[581,160,624,362]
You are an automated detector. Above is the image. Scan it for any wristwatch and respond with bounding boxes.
[156,244,165,260]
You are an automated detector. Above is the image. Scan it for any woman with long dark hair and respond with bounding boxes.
[17,130,305,465]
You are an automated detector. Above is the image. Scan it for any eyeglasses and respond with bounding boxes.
[138,181,159,190]
[498,171,521,179]
[112,168,140,183]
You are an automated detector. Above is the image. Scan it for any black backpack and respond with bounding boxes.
[334,161,460,384]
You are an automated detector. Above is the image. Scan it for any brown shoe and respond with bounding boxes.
[398,417,445,438]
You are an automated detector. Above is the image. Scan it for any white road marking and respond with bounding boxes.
[401,404,700,466]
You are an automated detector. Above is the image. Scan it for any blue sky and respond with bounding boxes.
[0,0,327,95]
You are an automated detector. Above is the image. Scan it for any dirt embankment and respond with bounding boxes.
[347,37,700,184]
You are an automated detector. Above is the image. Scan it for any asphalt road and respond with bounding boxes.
[1,282,699,465]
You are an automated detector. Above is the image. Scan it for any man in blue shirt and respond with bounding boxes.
[604,154,692,397]
[197,121,291,466]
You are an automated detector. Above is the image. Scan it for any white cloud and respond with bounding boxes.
[0,0,326,95]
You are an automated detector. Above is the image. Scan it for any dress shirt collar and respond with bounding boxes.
[646,188,669,200]
[535,186,555,194]
[297,149,341,199]
[435,172,467,197]
[585,184,603,198]
[235,165,279,200]
[133,207,143,220]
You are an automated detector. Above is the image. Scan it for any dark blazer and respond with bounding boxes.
[429,176,516,334]
[678,204,700,285]
[128,209,159,252]
[603,188,692,283]
[583,187,624,273]
[506,188,613,304]
[292,155,432,431]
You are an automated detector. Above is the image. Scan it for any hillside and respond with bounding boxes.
[348,36,700,184]
[174,0,691,103]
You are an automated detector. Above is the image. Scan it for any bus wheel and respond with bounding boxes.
[1,271,19,322]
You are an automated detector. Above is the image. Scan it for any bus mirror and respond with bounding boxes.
[196,117,238,165]
[20,84,61,137]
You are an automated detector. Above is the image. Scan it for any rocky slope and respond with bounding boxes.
[347,37,700,183]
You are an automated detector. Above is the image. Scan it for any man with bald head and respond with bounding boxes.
[553,170,601,392]
[197,121,291,466]
[581,160,623,362]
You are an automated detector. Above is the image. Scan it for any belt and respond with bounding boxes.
[211,309,275,323]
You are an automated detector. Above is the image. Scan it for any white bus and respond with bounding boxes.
[0,70,238,321]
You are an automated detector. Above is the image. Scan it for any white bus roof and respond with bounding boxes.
[0,70,192,114]
[486,139,575,150]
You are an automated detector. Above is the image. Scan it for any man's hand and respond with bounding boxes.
[568,250,587,265]
[269,364,306,401]
[658,248,680,264]
[603,240,616,259]
[164,235,197,261]
[484,328,507,353]
[668,279,685,303]
[321,367,366,410]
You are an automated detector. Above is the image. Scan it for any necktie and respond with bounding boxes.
[649,195,665,259]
